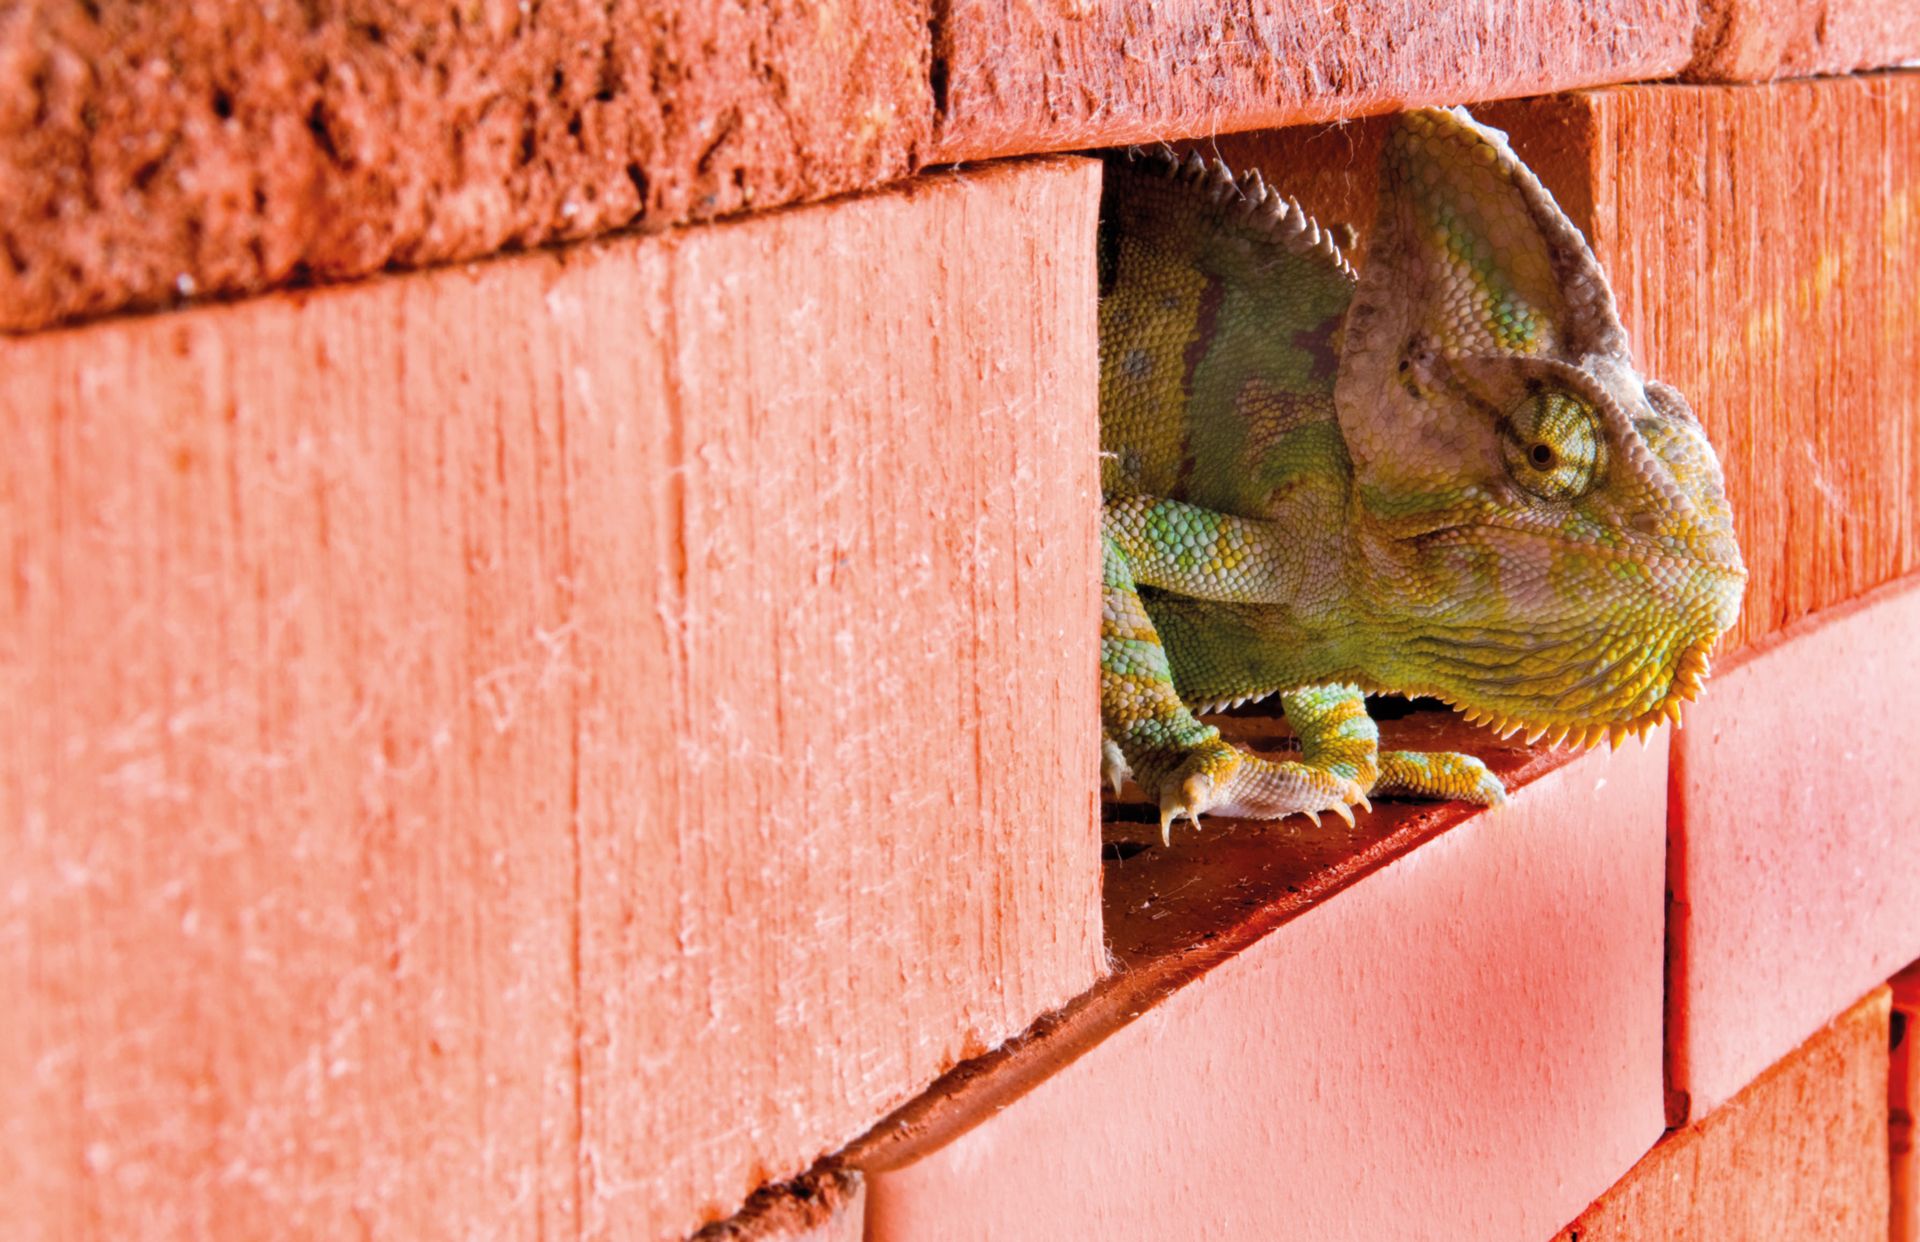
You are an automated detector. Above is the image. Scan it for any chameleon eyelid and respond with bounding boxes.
[1489,358,1632,452]
[1506,357,1699,515]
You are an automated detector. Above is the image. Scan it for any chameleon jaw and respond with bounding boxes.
[1451,639,1715,751]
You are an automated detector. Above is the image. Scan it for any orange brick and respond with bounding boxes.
[935,0,1694,162]
[1556,987,1891,1241]
[1892,965,1920,1242]
[0,2,929,333]
[1688,0,1920,79]
[1666,574,1920,1120]
[856,714,1669,1241]
[0,157,1105,1240]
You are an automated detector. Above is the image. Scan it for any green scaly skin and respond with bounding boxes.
[1100,108,1747,843]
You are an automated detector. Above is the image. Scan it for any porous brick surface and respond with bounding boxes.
[1666,574,1920,1121]
[857,714,1669,1241]
[934,0,1695,163]
[1556,987,1891,1241]
[0,1,929,332]
[692,1170,864,1242]
[5,2,1712,331]
[0,156,1105,1241]
[1687,0,1920,80]
[17,4,1920,339]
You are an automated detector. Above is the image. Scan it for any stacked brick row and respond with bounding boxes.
[4,2,1919,1239]
[0,156,1113,1237]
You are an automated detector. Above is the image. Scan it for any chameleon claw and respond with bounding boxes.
[1355,791,1373,814]
[1159,772,1216,845]
[1329,800,1355,828]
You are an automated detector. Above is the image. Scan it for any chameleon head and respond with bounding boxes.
[1334,107,1747,746]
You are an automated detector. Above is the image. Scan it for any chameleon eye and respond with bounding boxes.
[1500,389,1603,501]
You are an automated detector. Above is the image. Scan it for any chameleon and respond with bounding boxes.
[1099,107,1747,844]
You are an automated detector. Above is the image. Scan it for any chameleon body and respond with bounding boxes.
[1099,108,1746,842]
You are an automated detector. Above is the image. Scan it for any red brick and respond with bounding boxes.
[1892,965,1920,1242]
[1666,574,1920,1121]
[693,1170,864,1242]
[856,714,1669,1241]
[0,157,1105,1240]
[1556,987,1891,1241]
[934,0,1694,163]
[0,1,930,333]
[1687,0,1920,80]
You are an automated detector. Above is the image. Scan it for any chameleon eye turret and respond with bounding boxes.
[1099,107,1745,839]
[1498,389,1603,500]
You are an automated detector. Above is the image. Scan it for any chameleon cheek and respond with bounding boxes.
[1375,526,1744,739]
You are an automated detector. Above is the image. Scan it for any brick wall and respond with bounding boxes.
[4,5,1917,1240]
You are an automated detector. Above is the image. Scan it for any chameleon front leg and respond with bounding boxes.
[1102,533,1368,843]
[1103,494,1298,604]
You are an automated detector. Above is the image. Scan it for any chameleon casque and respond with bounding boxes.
[1099,107,1747,843]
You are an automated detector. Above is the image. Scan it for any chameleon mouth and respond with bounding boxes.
[1448,637,1715,750]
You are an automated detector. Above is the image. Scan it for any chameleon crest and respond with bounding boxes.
[1100,107,1745,841]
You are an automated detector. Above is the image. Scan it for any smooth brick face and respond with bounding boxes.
[1688,0,1920,79]
[1557,987,1891,1241]
[935,0,1694,162]
[1667,576,1920,1120]
[864,737,1670,1242]
[0,157,1105,1240]
[0,1,929,332]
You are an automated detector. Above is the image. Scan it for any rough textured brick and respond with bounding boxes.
[0,156,1105,1241]
[855,712,1669,1241]
[1556,987,1891,1241]
[934,0,1695,163]
[1889,964,1920,1242]
[1210,75,1920,661]
[693,1170,863,1242]
[1666,575,1920,1122]
[0,1,930,333]
[1687,0,1920,80]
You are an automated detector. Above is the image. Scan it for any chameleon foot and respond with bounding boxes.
[1375,750,1506,806]
[1153,741,1370,845]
